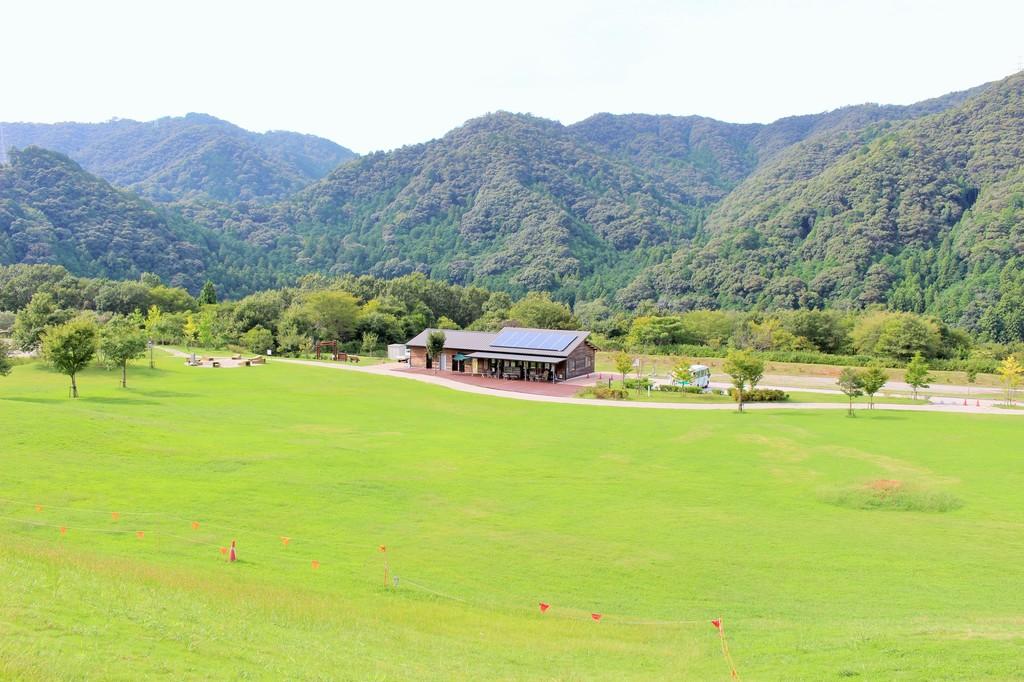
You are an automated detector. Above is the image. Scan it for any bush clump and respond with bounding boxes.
[728,388,789,401]
[657,384,705,393]
[623,377,653,389]
[578,386,630,400]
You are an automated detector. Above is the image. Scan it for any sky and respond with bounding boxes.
[2,0,1022,153]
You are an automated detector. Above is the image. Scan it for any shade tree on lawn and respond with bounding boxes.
[41,317,98,398]
[859,364,888,409]
[99,314,149,388]
[614,351,634,390]
[723,349,765,412]
[905,353,932,400]
[836,367,864,417]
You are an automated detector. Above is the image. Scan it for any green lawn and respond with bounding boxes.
[1,354,1022,680]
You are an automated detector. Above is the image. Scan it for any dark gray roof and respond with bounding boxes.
[405,329,498,352]
[406,327,592,359]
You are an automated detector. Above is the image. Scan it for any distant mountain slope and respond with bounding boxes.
[215,86,979,301]
[0,147,286,294]
[628,73,1023,335]
[238,111,710,299]
[1,114,356,202]
[2,78,1016,336]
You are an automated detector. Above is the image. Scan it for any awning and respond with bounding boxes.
[453,353,470,361]
[466,351,566,364]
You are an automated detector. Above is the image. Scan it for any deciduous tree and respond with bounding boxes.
[13,292,69,351]
[42,317,98,398]
[614,351,634,389]
[859,364,888,409]
[723,349,765,412]
[242,325,275,355]
[837,367,864,416]
[426,330,446,372]
[997,355,1023,406]
[99,315,148,388]
[905,352,932,400]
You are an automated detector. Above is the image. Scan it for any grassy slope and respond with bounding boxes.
[0,356,1022,680]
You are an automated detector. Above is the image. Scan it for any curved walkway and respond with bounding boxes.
[158,349,1020,416]
[270,356,1022,417]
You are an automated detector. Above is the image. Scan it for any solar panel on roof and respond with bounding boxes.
[492,329,577,351]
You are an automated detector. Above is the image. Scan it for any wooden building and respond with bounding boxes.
[405,327,597,381]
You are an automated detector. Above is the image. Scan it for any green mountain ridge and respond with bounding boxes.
[1,114,356,202]
[628,72,1024,338]
[0,147,289,293]
[2,76,1022,340]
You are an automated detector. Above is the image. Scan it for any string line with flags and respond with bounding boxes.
[0,495,742,674]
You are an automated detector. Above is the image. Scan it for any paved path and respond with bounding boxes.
[158,348,1020,415]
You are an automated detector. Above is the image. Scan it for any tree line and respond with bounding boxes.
[2,265,1021,386]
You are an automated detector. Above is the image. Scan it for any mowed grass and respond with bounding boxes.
[1,355,1023,680]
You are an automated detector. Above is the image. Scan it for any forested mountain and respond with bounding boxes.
[2,76,1022,341]
[627,72,1024,340]
[1,114,355,202]
[191,86,979,303]
[0,147,288,293]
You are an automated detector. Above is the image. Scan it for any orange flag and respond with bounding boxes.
[378,545,387,553]
[219,546,228,556]
[191,521,200,530]
[280,536,290,547]
[539,602,550,613]
[59,526,66,535]
[311,560,320,570]
[111,512,120,521]
[136,531,145,539]
[712,619,722,630]
[591,613,602,622]
[35,504,43,512]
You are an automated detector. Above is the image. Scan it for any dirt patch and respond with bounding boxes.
[819,480,962,513]
[866,479,903,491]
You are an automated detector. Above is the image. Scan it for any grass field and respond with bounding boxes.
[1,354,1023,680]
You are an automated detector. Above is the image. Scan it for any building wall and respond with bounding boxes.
[408,345,473,372]
[563,343,596,380]
[409,346,427,368]
[408,342,595,380]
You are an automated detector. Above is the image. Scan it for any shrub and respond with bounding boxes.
[728,388,789,402]
[657,384,704,394]
[578,386,630,400]
[623,377,653,389]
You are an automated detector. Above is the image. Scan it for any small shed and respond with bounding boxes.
[387,344,409,361]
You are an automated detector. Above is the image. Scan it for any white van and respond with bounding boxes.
[675,364,711,390]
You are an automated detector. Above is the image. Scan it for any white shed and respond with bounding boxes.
[387,344,409,361]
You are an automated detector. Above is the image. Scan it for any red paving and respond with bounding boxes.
[396,367,611,397]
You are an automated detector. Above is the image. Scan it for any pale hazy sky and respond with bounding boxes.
[3,0,1022,153]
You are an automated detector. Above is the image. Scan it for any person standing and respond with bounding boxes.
[229,539,237,563]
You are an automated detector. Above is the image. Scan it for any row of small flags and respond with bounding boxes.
[20,501,741,676]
